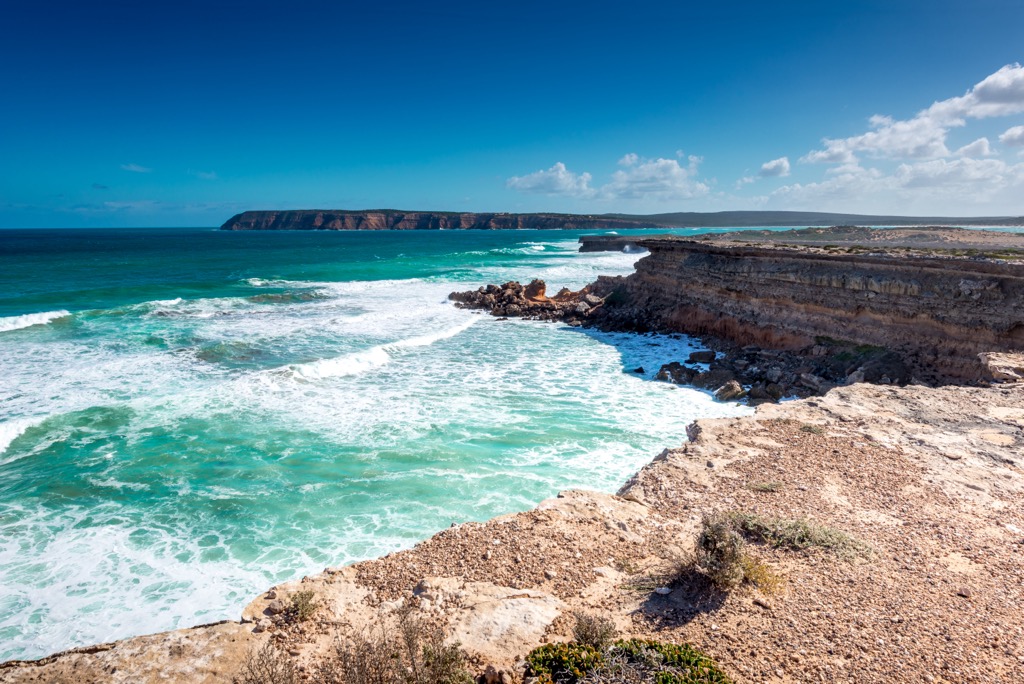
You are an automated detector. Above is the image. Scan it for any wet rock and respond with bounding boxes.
[693,367,736,390]
[714,380,747,401]
[688,350,717,363]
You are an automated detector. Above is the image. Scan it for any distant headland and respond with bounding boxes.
[220,209,1024,231]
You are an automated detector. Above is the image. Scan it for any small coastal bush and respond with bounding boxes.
[312,608,472,684]
[233,640,297,684]
[693,513,746,590]
[681,513,785,593]
[525,638,730,684]
[747,481,783,493]
[572,612,618,651]
[285,589,320,623]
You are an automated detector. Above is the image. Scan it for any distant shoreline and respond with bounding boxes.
[220,209,1024,231]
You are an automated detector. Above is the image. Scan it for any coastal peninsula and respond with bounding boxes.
[219,210,1024,232]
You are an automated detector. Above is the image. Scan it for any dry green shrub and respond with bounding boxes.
[233,640,297,684]
[694,513,746,590]
[572,612,618,651]
[311,608,472,684]
[729,512,869,558]
[747,481,782,493]
[285,589,319,623]
[798,424,825,435]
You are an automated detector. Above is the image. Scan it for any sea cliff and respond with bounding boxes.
[219,210,654,231]
[597,231,1024,381]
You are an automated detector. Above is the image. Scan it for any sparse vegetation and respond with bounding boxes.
[747,481,783,493]
[729,512,870,558]
[798,424,825,435]
[311,607,472,684]
[233,640,297,684]
[285,589,319,623]
[738,555,784,596]
[572,612,618,651]
[693,513,746,590]
[526,638,731,684]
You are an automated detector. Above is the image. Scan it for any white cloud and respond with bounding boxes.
[506,162,594,197]
[803,63,1024,164]
[954,138,994,158]
[770,157,1024,212]
[601,155,708,200]
[1000,125,1024,146]
[120,163,152,173]
[759,156,791,177]
[507,154,709,202]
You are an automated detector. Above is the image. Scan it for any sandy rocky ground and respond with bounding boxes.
[2,378,1022,684]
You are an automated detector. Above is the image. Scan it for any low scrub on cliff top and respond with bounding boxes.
[526,637,731,684]
[689,513,785,594]
[234,641,297,684]
[729,512,870,559]
[311,607,472,684]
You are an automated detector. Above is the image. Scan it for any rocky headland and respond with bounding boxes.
[219,211,655,231]
[4,227,1024,684]
[219,210,1024,232]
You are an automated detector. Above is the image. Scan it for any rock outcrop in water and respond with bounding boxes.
[220,210,654,231]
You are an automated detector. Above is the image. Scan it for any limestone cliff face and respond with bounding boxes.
[603,238,1024,379]
[220,210,653,231]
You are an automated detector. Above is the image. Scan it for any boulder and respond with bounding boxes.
[523,279,547,301]
[688,350,717,363]
[714,380,747,401]
[693,367,736,390]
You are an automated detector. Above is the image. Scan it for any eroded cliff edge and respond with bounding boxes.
[592,228,1024,381]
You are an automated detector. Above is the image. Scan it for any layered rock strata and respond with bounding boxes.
[595,234,1024,381]
[220,210,654,231]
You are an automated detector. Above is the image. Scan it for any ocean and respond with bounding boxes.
[0,227,750,661]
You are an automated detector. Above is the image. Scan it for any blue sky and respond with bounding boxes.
[1,0,1023,227]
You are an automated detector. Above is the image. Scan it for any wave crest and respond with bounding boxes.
[0,311,70,334]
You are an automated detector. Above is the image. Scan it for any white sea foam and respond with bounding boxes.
[288,318,476,380]
[0,417,48,462]
[0,310,70,334]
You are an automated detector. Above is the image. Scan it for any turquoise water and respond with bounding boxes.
[0,228,751,660]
